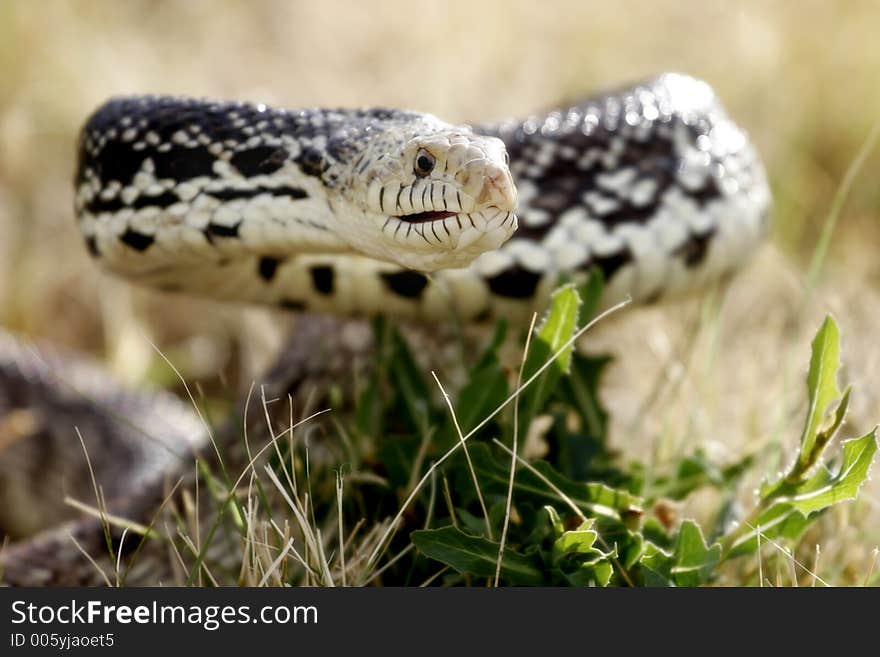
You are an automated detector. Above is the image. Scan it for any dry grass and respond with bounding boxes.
[0,0,878,584]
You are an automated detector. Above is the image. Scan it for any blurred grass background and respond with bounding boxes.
[0,0,878,582]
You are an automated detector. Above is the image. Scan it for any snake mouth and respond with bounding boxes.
[395,210,459,224]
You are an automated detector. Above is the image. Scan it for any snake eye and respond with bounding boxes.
[414,148,435,177]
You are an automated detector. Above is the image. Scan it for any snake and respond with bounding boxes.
[0,73,770,585]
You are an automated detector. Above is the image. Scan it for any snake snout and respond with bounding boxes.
[461,159,517,213]
[475,164,517,212]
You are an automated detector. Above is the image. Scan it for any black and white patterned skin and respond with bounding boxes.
[75,73,769,319]
[76,95,518,283]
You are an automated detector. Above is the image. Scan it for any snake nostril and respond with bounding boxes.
[476,167,517,211]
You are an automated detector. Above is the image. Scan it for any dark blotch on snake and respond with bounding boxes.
[675,227,716,268]
[258,256,283,282]
[231,145,289,177]
[204,223,241,239]
[83,138,144,186]
[131,190,179,210]
[119,229,154,252]
[310,266,335,295]
[683,177,722,208]
[296,147,326,177]
[206,186,308,202]
[380,270,429,299]
[84,236,100,258]
[486,266,542,299]
[586,247,633,279]
[84,196,125,215]
[152,146,216,182]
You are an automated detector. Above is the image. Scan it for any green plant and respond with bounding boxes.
[151,279,876,587]
[379,282,876,586]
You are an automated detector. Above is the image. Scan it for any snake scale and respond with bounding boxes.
[0,73,770,585]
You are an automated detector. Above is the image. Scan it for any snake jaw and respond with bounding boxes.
[373,204,517,272]
[395,210,458,224]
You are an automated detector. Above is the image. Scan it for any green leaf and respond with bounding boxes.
[445,359,508,441]
[576,269,605,328]
[640,564,674,587]
[548,517,615,587]
[721,315,878,561]
[641,521,720,587]
[723,501,813,559]
[518,284,582,435]
[725,430,877,558]
[798,315,842,468]
[640,543,674,586]
[544,505,565,537]
[785,428,877,514]
[470,319,507,374]
[455,507,490,537]
[411,526,545,585]
[553,519,600,556]
[653,449,756,501]
[670,520,721,587]
[558,353,613,445]
[354,372,383,437]
[376,433,426,490]
[468,444,643,521]
[532,283,581,376]
[388,328,432,435]
[562,559,614,587]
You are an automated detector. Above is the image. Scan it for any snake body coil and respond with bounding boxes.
[75,73,770,319]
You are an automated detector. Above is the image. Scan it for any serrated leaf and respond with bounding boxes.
[553,519,599,556]
[532,283,581,376]
[641,521,720,587]
[562,559,614,587]
[640,543,675,585]
[618,530,646,570]
[798,315,842,467]
[785,428,877,513]
[550,517,615,587]
[670,520,721,586]
[411,526,544,585]
[762,386,853,499]
[724,430,877,558]
[722,501,814,559]
[518,285,582,436]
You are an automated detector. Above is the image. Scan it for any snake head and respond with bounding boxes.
[329,116,518,272]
